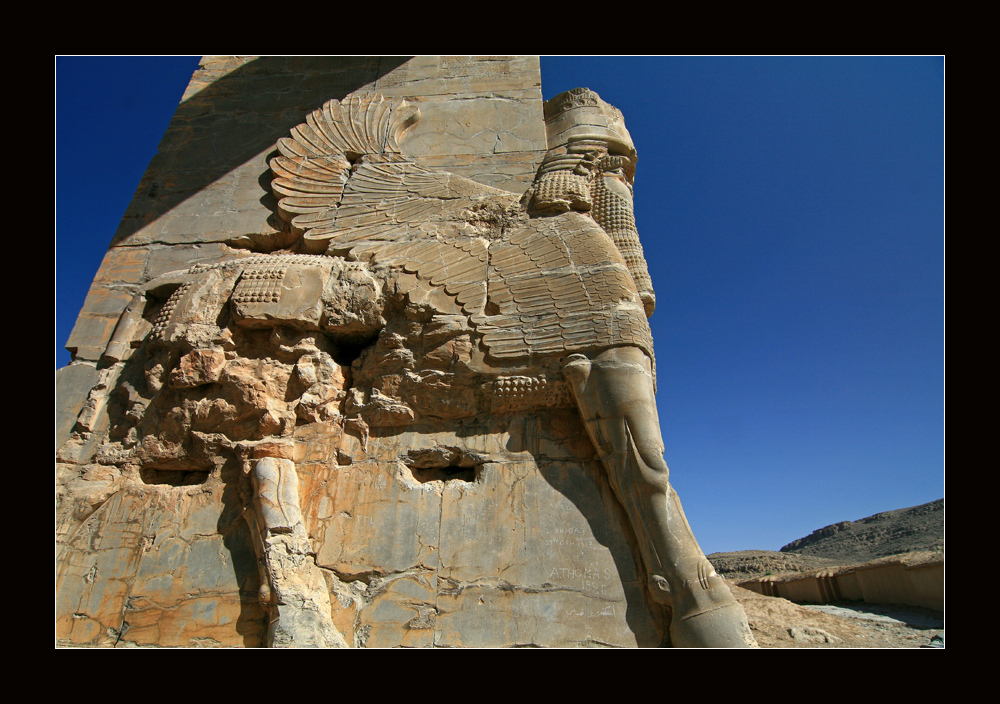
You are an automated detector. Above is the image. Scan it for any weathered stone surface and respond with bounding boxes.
[57,57,751,647]
[289,418,662,648]
[104,57,539,254]
[92,246,150,285]
[65,296,133,362]
[169,348,226,388]
[402,97,544,158]
[57,364,100,447]
[144,243,237,279]
[419,152,547,194]
[56,478,265,647]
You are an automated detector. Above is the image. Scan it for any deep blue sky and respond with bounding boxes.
[56,56,944,554]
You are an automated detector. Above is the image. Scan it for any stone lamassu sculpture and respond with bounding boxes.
[89,88,754,647]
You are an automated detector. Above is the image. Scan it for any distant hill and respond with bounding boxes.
[779,499,943,563]
[709,499,943,580]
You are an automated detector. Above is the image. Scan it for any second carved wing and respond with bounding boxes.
[476,212,654,361]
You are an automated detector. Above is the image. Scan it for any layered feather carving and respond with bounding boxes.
[476,213,653,360]
[269,92,653,363]
[270,93,421,239]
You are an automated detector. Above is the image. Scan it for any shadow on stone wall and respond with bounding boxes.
[109,57,411,248]
[534,458,668,646]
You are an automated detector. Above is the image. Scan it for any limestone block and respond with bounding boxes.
[92,246,150,286]
[56,480,263,648]
[854,561,944,611]
[232,260,330,329]
[355,572,439,648]
[125,532,254,638]
[311,459,443,578]
[403,97,545,159]
[56,492,147,644]
[419,152,547,194]
[836,570,863,601]
[779,576,827,603]
[73,285,135,320]
[402,370,478,420]
[179,56,392,117]
[56,364,100,447]
[288,420,663,648]
[143,243,236,279]
[434,459,659,647]
[320,264,384,338]
[374,56,543,99]
[150,268,238,345]
[122,593,263,648]
[65,313,121,362]
[904,563,944,612]
[114,157,280,248]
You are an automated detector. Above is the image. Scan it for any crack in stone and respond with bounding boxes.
[436,576,617,600]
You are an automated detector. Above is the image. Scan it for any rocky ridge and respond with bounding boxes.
[709,499,943,581]
[780,499,943,563]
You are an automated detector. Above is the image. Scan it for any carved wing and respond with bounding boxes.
[270,93,417,237]
[475,212,654,360]
[270,93,651,361]
[270,94,515,316]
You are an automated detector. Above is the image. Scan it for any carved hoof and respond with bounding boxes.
[670,602,757,648]
[661,559,757,648]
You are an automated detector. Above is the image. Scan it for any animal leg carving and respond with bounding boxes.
[564,347,756,647]
[249,456,347,648]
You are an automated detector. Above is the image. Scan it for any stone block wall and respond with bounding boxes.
[739,559,943,612]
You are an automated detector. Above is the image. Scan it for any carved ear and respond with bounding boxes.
[572,150,604,179]
[388,101,420,150]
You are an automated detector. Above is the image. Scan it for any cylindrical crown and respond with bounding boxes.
[543,88,636,159]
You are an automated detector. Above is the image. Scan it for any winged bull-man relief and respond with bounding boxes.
[98,89,755,647]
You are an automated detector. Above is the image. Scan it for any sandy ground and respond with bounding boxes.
[732,585,943,648]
